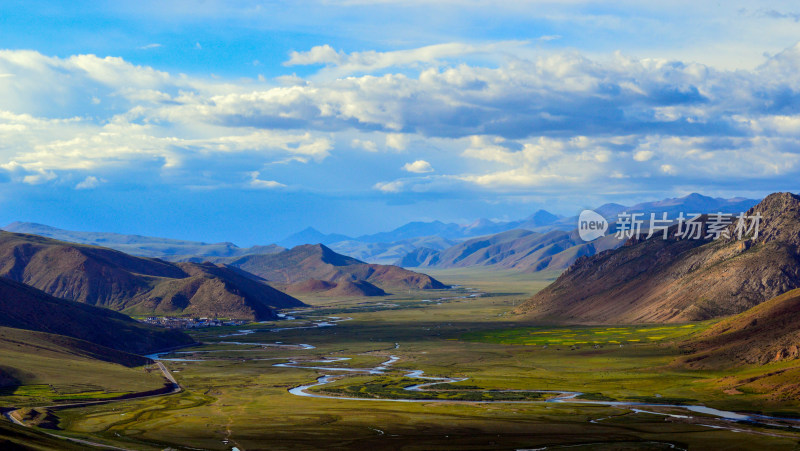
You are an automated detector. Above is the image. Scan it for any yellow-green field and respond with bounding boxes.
[462,323,706,347]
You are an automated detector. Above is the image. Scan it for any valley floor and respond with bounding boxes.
[4,269,800,450]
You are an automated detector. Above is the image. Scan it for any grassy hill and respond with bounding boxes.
[0,326,170,408]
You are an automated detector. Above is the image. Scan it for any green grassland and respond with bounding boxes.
[0,327,166,407]
[309,375,551,402]
[5,269,800,449]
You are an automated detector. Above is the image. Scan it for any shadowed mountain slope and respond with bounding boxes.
[0,276,192,355]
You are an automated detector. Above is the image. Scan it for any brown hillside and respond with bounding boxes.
[680,288,800,368]
[517,192,800,323]
[223,244,447,293]
[283,278,387,297]
[0,232,304,320]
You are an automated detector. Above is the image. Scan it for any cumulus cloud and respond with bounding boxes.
[1,42,800,197]
[402,160,434,173]
[146,44,800,144]
[285,44,343,66]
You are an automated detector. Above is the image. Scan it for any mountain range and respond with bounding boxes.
[2,222,284,260]
[516,192,800,323]
[198,243,448,296]
[396,229,625,272]
[0,231,304,320]
[3,194,760,274]
[394,193,759,273]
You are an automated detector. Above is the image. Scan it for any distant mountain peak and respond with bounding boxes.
[465,218,495,229]
[526,209,559,225]
[683,192,711,200]
[278,227,352,248]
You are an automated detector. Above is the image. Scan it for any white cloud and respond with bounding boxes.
[402,160,434,173]
[284,41,528,76]
[660,164,677,175]
[352,138,378,152]
[285,44,343,66]
[22,170,56,185]
[538,35,562,42]
[248,172,286,189]
[374,180,405,192]
[138,43,163,50]
[386,133,409,150]
[75,176,105,189]
[1,43,800,196]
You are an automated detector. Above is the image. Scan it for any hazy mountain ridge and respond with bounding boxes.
[4,194,760,276]
[393,193,759,273]
[396,229,625,272]
[327,235,456,265]
[2,222,284,260]
[351,209,563,244]
[278,227,353,248]
[0,232,304,320]
[516,192,800,323]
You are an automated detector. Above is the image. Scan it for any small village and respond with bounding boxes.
[138,316,249,329]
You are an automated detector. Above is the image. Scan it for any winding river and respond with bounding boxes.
[146,314,800,433]
[277,351,800,435]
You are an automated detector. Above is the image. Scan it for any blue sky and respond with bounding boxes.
[1,0,800,245]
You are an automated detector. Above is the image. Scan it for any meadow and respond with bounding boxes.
[4,269,800,450]
[462,323,705,347]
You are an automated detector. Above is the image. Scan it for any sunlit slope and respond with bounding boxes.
[518,192,800,323]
